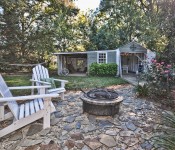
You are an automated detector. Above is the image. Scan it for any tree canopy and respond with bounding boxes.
[0,0,175,68]
[0,0,78,64]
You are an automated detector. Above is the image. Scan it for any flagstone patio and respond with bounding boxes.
[0,85,167,150]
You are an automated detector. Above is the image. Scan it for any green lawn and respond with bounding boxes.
[4,75,31,87]
[3,75,32,96]
[58,76,127,90]
[3,75,127,95]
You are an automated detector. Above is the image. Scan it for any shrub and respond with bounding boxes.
[89,63,117,76]
[142,59,175,99]
[134,83,149,97]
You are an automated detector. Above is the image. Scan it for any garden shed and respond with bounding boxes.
[53,41,155,76]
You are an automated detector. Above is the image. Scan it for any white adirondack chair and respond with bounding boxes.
[31,65,68,100]
[0,74,59,138]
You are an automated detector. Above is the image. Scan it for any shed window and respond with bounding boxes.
[98,52,107,64]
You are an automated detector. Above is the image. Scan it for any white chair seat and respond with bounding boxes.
[18,98,55,119]
[122,65,128,73]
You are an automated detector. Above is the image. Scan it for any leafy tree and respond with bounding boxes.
[87,0,165,51]
[63,11,101,51]
[0,0,78,65]
[156,0,175,63]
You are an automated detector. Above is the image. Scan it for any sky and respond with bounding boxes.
[74,0,101,12]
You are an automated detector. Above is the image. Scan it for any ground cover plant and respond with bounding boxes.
[134,83,149,97]
[154,112,175,150]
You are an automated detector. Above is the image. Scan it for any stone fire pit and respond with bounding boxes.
[81,89,123,116]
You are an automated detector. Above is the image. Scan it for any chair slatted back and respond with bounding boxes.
[32,65,49,86]
[0,74,19,120]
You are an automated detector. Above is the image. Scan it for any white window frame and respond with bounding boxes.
[97,52,107,64]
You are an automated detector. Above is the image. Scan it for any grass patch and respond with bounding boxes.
[58,76,127,90]
[4,75,31,86]
[3,75,32,96]
[3,75,127,95]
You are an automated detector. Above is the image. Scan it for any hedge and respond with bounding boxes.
[89,63,117,76]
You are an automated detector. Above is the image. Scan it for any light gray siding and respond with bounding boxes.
[107,51,116,63]
[87,52,97,67]
[87,51,117,66]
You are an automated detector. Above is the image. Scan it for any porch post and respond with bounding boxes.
[57,55,62,75]
[116,49,122,77]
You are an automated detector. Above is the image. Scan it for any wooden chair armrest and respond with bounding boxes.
[30,79,51,85]
[9,85,51,90]
[53,79,68,83]
[0,101,6,105]
[0,94,59,102]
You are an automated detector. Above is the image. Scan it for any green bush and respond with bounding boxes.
[134,83,149,97]
[142,59,175,99]
[89,63,117,76]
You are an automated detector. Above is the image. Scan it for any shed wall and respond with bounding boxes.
[107,51,116,63]
[87,52,97,67]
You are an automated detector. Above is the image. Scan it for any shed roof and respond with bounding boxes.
[53,41,147,55]
[53,49,116,55]
[119,41,147,53]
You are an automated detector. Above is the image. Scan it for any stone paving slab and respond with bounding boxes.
[122,74,146,86]
[0,85,167,150]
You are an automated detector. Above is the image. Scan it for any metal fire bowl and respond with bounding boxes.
[81,95,123,116]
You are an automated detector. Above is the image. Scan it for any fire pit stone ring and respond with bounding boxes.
[80,89,123,116]
[81,95,123,105]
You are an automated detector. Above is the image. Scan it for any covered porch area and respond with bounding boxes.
[117,42,149,77]
[55,52,88,76]
[117,42,156,85]
[121,52,146,74]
